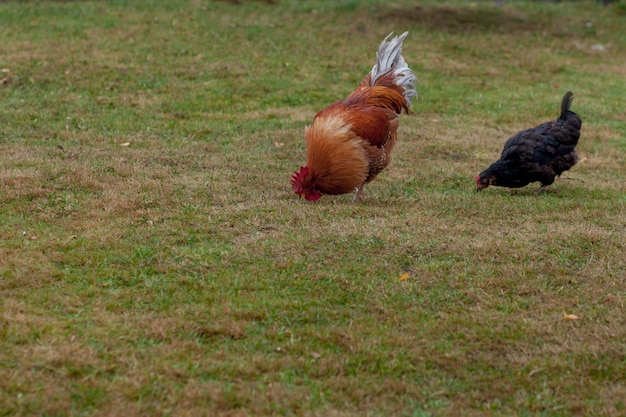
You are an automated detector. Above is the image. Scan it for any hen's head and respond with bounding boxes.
[291,166,322,201]
[476,173,493,191]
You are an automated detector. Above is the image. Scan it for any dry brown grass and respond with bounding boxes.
[1,0,625,416]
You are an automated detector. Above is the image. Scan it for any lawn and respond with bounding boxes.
[1,0,625,416]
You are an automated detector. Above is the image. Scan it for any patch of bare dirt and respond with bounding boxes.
[379,5,568,36]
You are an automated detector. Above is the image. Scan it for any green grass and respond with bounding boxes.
[1,0,625,416]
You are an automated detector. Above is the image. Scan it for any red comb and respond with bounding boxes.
[291,166,309,194]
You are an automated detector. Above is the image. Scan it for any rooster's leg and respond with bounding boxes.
[535,185,548,195]
[354,186,365,202]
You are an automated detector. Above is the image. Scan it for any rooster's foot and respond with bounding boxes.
[353,187,365,202]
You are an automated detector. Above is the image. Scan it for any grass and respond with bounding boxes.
[1,0,625,415]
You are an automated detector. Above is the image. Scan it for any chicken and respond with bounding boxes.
[476,91,582,194]
[291,32,418,201]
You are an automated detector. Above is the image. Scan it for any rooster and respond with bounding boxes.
[291,32,418,201]
[476,91,582,194]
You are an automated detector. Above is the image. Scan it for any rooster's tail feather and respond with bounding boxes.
[370,32,418,107]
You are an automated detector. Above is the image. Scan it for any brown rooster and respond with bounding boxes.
[291,32,418,201]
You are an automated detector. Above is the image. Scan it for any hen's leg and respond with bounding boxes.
[535,185,548,195]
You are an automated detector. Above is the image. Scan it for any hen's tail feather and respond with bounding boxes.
[560,91,574,120]
[369,32,418,107]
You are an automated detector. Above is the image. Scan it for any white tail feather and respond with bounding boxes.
[370,32,418,106]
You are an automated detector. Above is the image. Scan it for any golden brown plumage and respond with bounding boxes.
[291,32,418,201]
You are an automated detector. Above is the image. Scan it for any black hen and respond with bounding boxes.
[476,92,582,193]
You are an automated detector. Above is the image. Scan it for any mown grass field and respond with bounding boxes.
[1,0,625,415]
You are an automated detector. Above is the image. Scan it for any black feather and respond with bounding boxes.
[478,92,582,191]
[560,91,574,120]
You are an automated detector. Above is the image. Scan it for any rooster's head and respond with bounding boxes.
[291,166,322,201]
